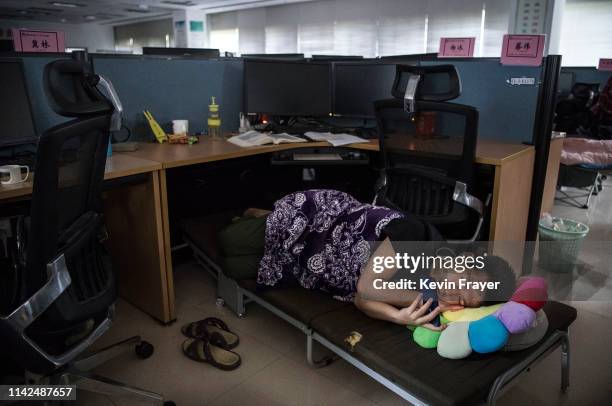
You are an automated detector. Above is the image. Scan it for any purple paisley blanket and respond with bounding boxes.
[257,189,404,302]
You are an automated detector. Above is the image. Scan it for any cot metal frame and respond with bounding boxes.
[185,241,571,406]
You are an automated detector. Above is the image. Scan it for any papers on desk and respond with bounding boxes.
[227,130,370,148]
[304,132,369,147]
[227,131,306,147]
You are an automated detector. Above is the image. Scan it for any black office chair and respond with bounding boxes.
[0,59,173,405]
[374,65,485,242]
[555,82,600,135]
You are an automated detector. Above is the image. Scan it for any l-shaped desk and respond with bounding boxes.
[0,137,538,323]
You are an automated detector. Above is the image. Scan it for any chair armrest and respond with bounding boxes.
[453,181,484,215]
[2,254,71,333]
[1,254,115,368]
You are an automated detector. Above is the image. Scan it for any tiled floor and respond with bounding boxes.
[81,178,612,406]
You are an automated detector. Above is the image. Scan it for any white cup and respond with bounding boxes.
[0,165,29,185]
[172,120,189,135]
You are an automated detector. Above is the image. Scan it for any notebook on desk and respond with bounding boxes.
[227,130,370,148]
[227,131,306,147]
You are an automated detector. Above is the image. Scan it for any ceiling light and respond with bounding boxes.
[84,15,96,20]
[60,18,67,22]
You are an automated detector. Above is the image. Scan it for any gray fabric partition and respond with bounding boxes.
[561,67,611,92]
[422,59,543,143]
[91,56,243,141]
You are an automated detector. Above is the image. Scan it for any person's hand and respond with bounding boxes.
[394,294,445,331]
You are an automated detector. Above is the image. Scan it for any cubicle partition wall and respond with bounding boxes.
[560,66,611,93]
[18,53,71,133]
[420,59,544,144]
[91,55,244,140]
[14,52,559,249]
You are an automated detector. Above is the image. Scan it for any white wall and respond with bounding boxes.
[0,19,115,52]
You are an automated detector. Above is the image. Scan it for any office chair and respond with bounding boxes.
[555,82,600,135]
[374,65,485,242]
[0,59,173,405]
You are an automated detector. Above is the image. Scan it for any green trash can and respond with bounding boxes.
[538,217,589,273]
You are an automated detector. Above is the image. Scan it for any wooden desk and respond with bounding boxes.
[121,137,534,322]
[1,139,534,324]
[122,138,532,168]
[0,154,161,201]
[0,154,171,324]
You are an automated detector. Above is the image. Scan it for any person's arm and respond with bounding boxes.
[354,293,444,331]
[358,237,421,306]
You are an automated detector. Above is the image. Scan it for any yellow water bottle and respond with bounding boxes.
[208,96,222,140]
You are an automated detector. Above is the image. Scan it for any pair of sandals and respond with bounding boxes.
[181,317,241,371]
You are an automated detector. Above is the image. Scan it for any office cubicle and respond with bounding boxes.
[13,51,560,245]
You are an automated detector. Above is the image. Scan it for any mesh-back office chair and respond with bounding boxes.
[555,82,600,134]
[374,65,485,241]
[0,59,173,405]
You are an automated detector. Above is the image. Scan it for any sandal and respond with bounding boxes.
[181,317,240,349]
[182,338,241,371]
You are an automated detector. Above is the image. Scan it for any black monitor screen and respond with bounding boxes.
[558,71,575,94]
[333,63,396,117]
[143,47,220,58]
[0,60,37,148]
[244,60,332,116]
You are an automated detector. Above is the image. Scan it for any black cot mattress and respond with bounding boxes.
[239,280,576,406]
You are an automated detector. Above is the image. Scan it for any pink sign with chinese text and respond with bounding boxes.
[12,29,65,53]
[598,58,612,71]
[438,37,475,58]
[500,34,545,66]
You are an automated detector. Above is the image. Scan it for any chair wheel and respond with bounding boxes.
[164,402,176,406]
[135,341,154,359]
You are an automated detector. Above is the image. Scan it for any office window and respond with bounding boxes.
[209,11,239,54]
[482,0,512,57]
[378,1,428,56]
[207,0,514,58]
[299,1,335,55]
[333,0,378,57]
[114,19,174,54]
[426,0,483,54]
[238,8,266,54]
[265,4,298,53]
[559,0,612,66]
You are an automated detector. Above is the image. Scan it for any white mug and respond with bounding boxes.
[172,119,189,135]
[0,165,29,185]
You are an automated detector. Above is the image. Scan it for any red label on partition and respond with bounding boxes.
[438,37,475,58]
[500,34,545,66]
[598,58,612,71]
[12,29,65,53]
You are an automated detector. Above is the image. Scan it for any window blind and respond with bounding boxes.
[207,0,516,58]
[209,11,239,54]
[559,0,612,66]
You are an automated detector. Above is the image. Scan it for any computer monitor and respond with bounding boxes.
[142,47,220,58]
[0,58,37,148]
[558,71,575,94]
[311,55,364,61]
[333,62,396,118]
[242,53,304,60]
[244,60,332,116]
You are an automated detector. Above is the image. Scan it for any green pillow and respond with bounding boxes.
[413,327,441,349]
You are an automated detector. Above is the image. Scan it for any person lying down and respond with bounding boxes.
[219,189,516,331]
